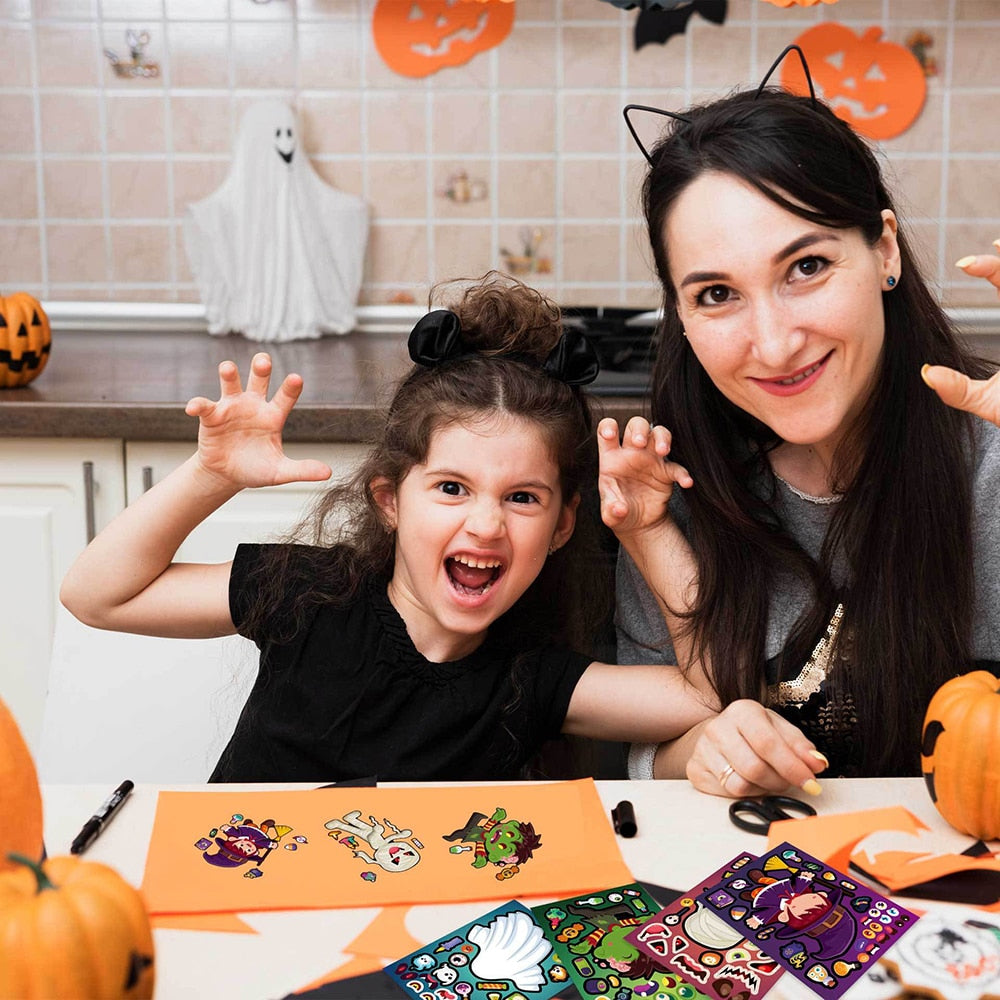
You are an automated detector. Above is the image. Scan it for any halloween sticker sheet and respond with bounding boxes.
[627,854,785,1000]
[530,883,706,999]
[384,900,568,1000]
[696,842,918,999]
[140,779,632,915]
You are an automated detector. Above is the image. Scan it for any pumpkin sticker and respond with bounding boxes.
[782,23,927,141]
[372,0,515,79]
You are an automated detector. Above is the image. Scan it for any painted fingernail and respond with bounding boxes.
[956,256,977,268]
[809,749,829,768]
[801,778,822,796]
[993,239,1000,250]
[920,363,932,386]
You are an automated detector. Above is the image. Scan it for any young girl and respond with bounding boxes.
[60,274,725,784]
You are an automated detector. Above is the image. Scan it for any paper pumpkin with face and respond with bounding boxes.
[183,100,368,343]
[782,23,926,140]
[372,0,515,79]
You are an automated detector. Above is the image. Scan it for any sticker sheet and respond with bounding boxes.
[531,883,705,999]
[140,780,633,916]
[384,900,568,1000]
[697,842,918,999]
[627,854,784,1000]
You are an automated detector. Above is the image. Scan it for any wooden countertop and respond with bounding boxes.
[0,330,649,442]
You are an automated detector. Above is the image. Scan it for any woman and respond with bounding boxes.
[598,86,1000,796]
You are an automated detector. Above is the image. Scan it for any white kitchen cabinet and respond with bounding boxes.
[0,438,125,756]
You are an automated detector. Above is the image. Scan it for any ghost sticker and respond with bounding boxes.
[324,810,422,873]
[442,806,541,876]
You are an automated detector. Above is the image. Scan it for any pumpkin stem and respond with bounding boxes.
[6,852,56,892]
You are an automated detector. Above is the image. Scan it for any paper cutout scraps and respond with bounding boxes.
[384,900,566,999]
[141,780,632,915]
[782,22,926,140]
[880,908,1000,1000]
[184,99,368,343]
[532,883,699,998]
[372,0,515,79]
[627,853,785,1000]
[697,842,918,999]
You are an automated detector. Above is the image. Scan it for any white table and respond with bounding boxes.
[41,778,979,1000]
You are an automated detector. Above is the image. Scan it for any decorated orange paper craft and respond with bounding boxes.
[140,780,631,916]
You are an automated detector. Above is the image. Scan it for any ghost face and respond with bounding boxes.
[274,125,294,164]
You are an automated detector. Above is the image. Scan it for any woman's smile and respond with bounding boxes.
[751,351,833,397]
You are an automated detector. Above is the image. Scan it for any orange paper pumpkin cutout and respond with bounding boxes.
[372,0,515,79]
[782,23,926,140]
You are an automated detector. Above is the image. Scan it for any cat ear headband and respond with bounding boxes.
[408,309,601,387]
[623,44,818,165]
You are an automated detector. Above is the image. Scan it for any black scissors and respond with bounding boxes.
[728,795,817,835]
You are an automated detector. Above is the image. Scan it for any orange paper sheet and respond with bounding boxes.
[141,779,631,915]
[150,912,258,933]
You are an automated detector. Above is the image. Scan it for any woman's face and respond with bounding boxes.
[664,171,900,460]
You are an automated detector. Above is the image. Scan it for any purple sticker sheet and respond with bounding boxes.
[696,841,918,999]
[626,853,784,1000]
[531,883,705,999]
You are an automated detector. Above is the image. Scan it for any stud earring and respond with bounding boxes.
[548,544,558,556]
[886,276,897,288]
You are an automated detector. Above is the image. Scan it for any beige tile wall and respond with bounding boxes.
[0,0,998,308]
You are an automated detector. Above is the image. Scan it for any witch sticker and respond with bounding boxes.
[197,815,301,878]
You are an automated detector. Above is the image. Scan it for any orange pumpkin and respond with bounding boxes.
[372,0,515,79]
[782,23,926,140]
[0,291,51,388]
[0,698,44,874]
[0,854,155,999]
[921,670,1000,840]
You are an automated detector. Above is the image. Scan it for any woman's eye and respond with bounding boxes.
[508,491,538,505]
[795,255,827,278]
[437,481,465,496]
[696,284,731,307]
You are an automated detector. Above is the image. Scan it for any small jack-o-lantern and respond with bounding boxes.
[921,670,1000,841]
[373,0,515,79]
[0,292,51,389]
[782,23,926,140]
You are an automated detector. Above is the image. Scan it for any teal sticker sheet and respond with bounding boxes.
[531,883,708,999]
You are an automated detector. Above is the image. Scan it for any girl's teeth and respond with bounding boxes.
[453,555,501,569]
[777,360,821,386]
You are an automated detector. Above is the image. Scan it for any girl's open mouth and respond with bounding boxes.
[446,555,504,596]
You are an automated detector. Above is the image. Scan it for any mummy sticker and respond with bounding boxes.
[325,811,422,876]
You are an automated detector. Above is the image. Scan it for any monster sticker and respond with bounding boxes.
[196,814,304,878]
[385,900,568,999]
[532,883,709,999]
[324,811,422,875]
[442,806,541,879]
[628,854,784,999]
[698,843,918,999]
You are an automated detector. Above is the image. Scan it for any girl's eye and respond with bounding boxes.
[508,491,538,505]
[437,481,465,496]
[696,284,732,307]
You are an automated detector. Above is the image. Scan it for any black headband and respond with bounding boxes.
[407,309,600,387]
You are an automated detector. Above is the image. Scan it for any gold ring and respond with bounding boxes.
[718,763,737,786]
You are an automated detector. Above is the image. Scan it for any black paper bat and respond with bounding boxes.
[635,0,728,50]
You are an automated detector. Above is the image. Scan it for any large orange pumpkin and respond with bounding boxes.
[0,291,51,388]
[782,23,926,140]
[921,670,1000,841]
[0,854,155,999]
[372,0,515,79]
[0,697,44,874]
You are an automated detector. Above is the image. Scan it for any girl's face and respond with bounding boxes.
[665,171,900,463]
[375,414,578,663]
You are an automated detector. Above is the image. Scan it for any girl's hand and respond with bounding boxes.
[684,700,827,799]
[185,352,333,490]
[597,416,693,536]
[956,240,1000,299]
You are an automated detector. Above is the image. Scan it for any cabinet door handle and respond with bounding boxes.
[142,466,153,493]
[82,460,96,543]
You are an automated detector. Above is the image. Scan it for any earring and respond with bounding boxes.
[548,544,558,556]
[886,275,897,288]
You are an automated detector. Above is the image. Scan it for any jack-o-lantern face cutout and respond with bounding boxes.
[373,0,515,79]
[0,292,51,389]
[782,23,926,140]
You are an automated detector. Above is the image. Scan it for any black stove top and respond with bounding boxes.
[561,306,659,396]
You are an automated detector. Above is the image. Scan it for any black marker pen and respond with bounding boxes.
[70,779,134,855]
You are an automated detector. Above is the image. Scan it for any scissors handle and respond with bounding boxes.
[728,795,816,835]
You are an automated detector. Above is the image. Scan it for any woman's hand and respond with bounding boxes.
[683,700,828,798]
[597,416,693,536]
[186,352,332,490]
[923,242,1000,424]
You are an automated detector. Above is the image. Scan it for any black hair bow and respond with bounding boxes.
[408,309,600,387]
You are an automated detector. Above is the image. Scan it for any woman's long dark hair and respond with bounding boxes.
[641,89,993,775]
[241,272,608,659]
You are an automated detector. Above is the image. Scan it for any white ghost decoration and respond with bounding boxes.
[184,100,368,343]
[468,910,552,992]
